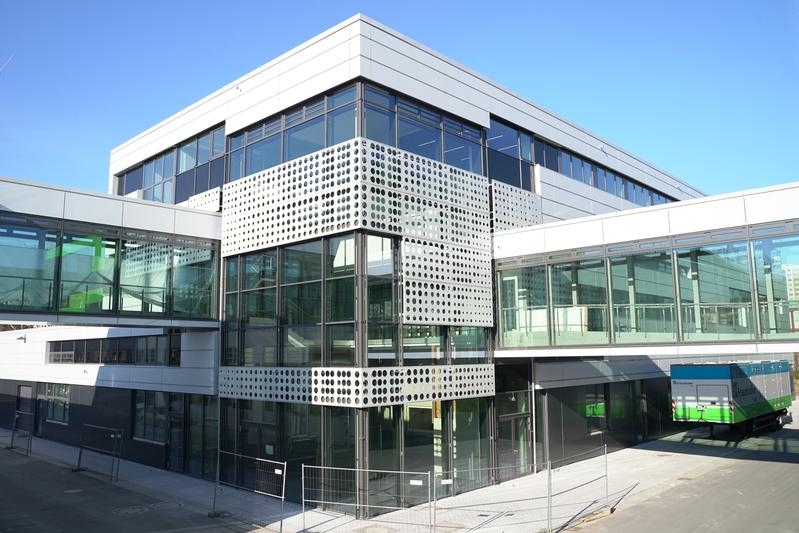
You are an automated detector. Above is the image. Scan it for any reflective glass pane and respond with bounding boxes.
[246,135,280,175]
[327,277,354,322]
[143,161,154,188]
[450,398,490,494]
[284,116,324,161]
[327,104,356,146]
[329,84,356,109]
[402,325,444,365]
[162,179,174,204]
[363,104,395,146]
[172,243,218,318]
[450,326,487,363]
[244,250,277,289]
[119,240,170,314]
[243,327,278,366]
[281,282,322,324]
[368,323,396,366]
[753,234,799,339]
[282,325,321,366]
[197,133,211,165]
[398,116,440,160]
[243,288,277,327]
[282,241,322,283]
[178,140,197,173]
[487,149,521,187]
[327,234,355,277]
[0,220,58,311]
[677,241,753,341]
[444,132,482,174]
[486,119,518,157]
[498,267,548,347]
[328,324,355,366]
[228,149,244,182]
[551,259,608,345]
[175,170,194,203]
[124,166,143,194]
[610,252,676,343]
[163,151,175,178]
[59,233,117,313]
[212,127,226,159]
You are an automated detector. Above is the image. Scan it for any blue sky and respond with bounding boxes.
[1,0,797,195]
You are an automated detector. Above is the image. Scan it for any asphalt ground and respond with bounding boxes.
[0,447,254,533]
[576,421,799,533]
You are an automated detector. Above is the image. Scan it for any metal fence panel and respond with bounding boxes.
[302,465,432,533]
[73,424,124,482]
[210,451,287,532]
[4,411,34,456]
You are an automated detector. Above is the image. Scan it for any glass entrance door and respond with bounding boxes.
[496,415,531,482]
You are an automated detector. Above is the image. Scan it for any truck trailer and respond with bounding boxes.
[671,361,792,430]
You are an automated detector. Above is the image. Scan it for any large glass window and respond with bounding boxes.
[402,325,445,365]
[450,327,488,364]
[753,234,799,339]
[172,240,218,318]
[284,116,325,161]
[59,229,118,313]
[497,266,549,347]
[327,104,356,146]
[245,135,280,176]
[0,217,58,311]
[134,390,167,442]
[677,241,753,341]
[367,236,396,366]
[443,132,482,174]
[363,104,395,146]
[550,259,609,345]
[40,383,70,423]
[398,116,440,160]
[610,252,676,343]
[282,241,322,284]
[119,236,171,314]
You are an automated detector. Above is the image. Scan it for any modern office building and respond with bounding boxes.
[0,14,795,506]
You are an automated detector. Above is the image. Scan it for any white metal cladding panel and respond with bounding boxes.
[218,364,495,407]
[222,137,494,326]
[490,181,542,231]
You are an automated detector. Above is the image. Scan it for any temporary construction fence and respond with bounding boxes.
[73,424,124,482]
[302,465,432,532]
[4,410,34,456]
[429,445,609,533]
[210,450,287,532]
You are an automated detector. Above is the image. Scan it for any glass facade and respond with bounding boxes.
[117,126,224,204]
[48,333,181,366]
[497,225,799,348]
[227,84,356,182]
[0,214,219,320]
[116,81,675,211]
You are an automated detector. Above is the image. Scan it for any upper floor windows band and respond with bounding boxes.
[115,81,673,208]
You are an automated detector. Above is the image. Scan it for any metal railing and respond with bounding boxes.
[211,451,287,532]
[73,424,124,482]
[4,410,34,456]
[302,465,432,532]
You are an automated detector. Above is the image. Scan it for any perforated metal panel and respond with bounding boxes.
[219,364,495,407]
[187,187,222,212]
[221,137,494,326]
[490,181,542,231]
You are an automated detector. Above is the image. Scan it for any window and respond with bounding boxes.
[245,135,280,176]
[40,383,70,423]
[134,390,167,442]
[0,216,58,311]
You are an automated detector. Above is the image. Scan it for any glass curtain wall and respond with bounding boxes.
[367,235,397,366]
[59,225,118,313]
[0,215,58,311]
[551,259,609,345]
[610,252,676,343]
[676,241,754,341]
[119,232,171,314]
[752,234,799,338]
[497,266,548,347]
[227,85,356,182]
[497,225,799,347]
